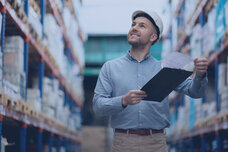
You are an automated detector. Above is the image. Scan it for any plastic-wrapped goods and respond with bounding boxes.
[171,0,179,14]
[220,87,228,113]
[72,0,82,16]
[194,98,202,124]
[0,15,2,43]
[172,18,178,51]
[27,88,41,112]
[28,6,42,38]
[1,137,8,152]
[203,8,216,57]
[200,102,217,120]
[56,90,64,107]
[44,14,66,76]
[218,63,227,94]
[4,36,24,73]
[56,106,70,125]
[3,38,25,99]
[190,24,202,59]
[42,105,55,119]
[176,104,189,134]
[0,52,2,90]
[62,7,85,66]
[71,75,84,102]
[227,56,228,85]
[3,80,20,100]
[3,65,25,99]
[16,0,24,8]
[226,1,228,26]
[73,35,85,66]
[55,0,63,12]
[67,113,82,131]
[161,39,172,58]
[184,0,198,24]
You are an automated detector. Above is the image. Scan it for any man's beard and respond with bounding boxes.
[127,37,147,48]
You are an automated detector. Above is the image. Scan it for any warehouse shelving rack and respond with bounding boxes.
[0,0,83,151]
[166,0,228,151]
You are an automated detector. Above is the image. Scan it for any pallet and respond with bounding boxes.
[29,108,38,119]
[204,0,217,14]
[207,115,218,126]
[217,112,228,124]
[29,0,41,17]
[18,100,30,115]
[0,94,7,106]
[10,0,28,25]
[4,95,20,111]
[194,120,205,130]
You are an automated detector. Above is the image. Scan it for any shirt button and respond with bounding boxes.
[139,123,142,126]
[139,110,141,113]
[138,74,141,77]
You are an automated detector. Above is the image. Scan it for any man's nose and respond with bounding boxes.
[132,25,138,32]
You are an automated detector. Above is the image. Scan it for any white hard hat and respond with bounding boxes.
[132,10,163,44]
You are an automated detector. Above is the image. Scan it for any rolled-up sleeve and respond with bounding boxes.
[93,62,124,116]
[175,73,208,98]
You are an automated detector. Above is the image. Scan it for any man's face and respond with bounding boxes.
[128,17,158,47]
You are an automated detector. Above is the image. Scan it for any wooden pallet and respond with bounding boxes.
[4,95,20,111]
[29,108,38,119]
[18,100,30,115]
[217,112,228,124]
[0,92,6,106]
[10,0,28,25]
[207,115,218,126]
[29,0,41,17]
[17,8,28,25]
[194,120,205,130]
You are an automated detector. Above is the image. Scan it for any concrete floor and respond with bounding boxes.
[81,126,107,152]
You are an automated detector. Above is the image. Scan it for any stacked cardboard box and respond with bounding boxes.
[27,88,41,112]
[202,8,216,57]
[184,0,198,24]
[4,36,25,99]
[44,14,66,76]
[190,24,202,59]
[218,63,227,94]
[226,1,228,26]
[28,5,42,38]
[63,7,85,67]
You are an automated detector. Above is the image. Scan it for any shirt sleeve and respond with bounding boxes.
[93,62,124,116]
[174,73,208,98]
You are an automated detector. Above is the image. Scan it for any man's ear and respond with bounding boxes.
[150,34,158,44]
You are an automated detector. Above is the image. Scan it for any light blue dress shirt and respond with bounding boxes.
[93,52,208,130]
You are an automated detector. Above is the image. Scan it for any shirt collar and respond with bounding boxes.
[126,51,151,62]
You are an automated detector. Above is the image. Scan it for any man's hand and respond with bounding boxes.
[194,58,209,78]
[122,90,147,107]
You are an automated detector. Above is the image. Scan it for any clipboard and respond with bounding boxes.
[141,67,193,102]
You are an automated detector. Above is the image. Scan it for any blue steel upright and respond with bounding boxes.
[0,115,2,152]
[23,0,29,101]
[200,10,206,104]
[190,137,194,152]
[37,128,43,152]
[39,0,46,99]
[39,58,44,98]
[1,7,6,87]
[20,123,27,152]
[57,136,62,152]
[49,133,54,152]
[216,131,221,152]
[200,134,205,152]
[215,56,220,112]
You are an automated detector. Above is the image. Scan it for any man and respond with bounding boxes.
[93,10,208,152]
